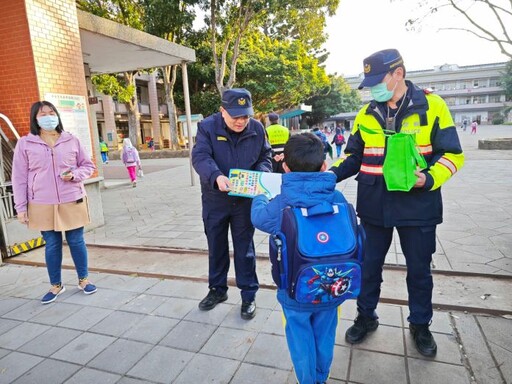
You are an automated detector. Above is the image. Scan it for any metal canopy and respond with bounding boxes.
[77,10,196,74]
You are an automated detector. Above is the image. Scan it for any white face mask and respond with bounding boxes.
[37,115,59,131]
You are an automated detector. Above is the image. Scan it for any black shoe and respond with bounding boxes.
[410,323,437,357]
[198,288,228,311]
[241,301,256,320]
[345,314,379,344]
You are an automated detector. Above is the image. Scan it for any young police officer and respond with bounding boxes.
[330,49,464,356]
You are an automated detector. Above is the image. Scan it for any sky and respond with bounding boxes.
[323,0,510,77]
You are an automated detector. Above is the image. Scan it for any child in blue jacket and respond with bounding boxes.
[251,132,347,384]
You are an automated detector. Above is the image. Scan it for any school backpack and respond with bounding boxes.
[124,147,137,163]
[269,201,364,306]
[334,133,345,145]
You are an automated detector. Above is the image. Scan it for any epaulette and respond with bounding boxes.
[423,88,434,94]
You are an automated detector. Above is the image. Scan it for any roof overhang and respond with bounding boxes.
[77,10,196,74]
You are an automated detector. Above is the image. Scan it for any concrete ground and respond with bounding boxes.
[1,125,511,384]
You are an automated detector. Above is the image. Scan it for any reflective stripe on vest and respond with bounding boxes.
[438,156,457,175]
[363,147,385,156]
[360,164,383,175]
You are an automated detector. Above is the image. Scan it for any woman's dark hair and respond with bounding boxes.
[284,132,324,172]
[29,101,64,135]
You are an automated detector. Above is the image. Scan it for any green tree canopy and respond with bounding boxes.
[76,0,144,29]
[199,0,340,93]
[305,75,361,126]
[236,33,331,112]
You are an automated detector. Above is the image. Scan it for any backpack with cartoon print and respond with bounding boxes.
[269,201,364,306]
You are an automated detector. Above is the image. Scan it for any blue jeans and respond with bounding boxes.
[100,152,108,163]
[41,227,89,285]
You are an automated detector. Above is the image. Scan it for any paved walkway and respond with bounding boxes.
[0,125,511,383]
[86,125,512,276]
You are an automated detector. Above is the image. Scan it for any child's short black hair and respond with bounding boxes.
[284,132,324,172]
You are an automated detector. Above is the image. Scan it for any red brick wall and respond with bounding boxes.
[26,0,88,99]
[0,0,40,138]
[0,0,97,172]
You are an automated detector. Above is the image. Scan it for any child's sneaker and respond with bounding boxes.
[41,285,66,304]
[78,279,97,295]
[132,181,137,187]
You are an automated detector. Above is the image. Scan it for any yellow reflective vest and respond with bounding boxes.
[331,82,464,227]
[265,124,290,154]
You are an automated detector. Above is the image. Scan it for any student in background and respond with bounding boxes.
[99,137,109,164]
[121,138,142,187]
[471,120,478,134]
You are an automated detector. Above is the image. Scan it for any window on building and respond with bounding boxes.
[489,95,502,103]
[444,97,456,106]
[489,78,502,87]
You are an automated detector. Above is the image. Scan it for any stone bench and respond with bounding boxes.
[478,138,512,150]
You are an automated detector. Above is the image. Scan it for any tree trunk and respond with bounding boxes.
[124,72,140,148]
[163,65,179,150]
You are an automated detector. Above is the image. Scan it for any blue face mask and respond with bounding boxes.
[37,115,59,131]
[370,76,397,102]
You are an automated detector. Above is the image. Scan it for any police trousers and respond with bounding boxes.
[357,221,436,325]
[201,192,258,302]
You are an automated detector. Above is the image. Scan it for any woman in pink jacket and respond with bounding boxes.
[12,101,97,304]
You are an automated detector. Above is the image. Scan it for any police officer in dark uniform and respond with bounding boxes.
[192,88,272,319]
[330,49,464,356]
[265,112,289,173]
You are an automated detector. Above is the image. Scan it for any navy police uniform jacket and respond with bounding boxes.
[192,112,272,192]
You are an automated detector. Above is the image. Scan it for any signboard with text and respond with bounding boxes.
[45,93,93,157]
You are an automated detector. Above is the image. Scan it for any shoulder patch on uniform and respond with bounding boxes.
[217,136,227,141]
[423,88,433,94]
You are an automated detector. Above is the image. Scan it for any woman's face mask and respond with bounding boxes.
[37,115,59,131]
[371,73,398,102]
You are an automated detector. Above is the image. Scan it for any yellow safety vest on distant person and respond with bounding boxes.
[266,124,290,154]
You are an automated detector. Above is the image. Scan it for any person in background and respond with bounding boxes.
[471,120,478,134]
[331,125,346,158]
[265,112,289,173]
[330,49,464,357]
[148,137,155,151]
[312,126,331,160]
[122,138,142,187]
[252,133,347,384]
[192,88,272,320]
[462,118,468,131]
[99,137,109,164]
[12,101,97,304]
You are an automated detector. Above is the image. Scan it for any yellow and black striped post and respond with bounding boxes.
[8,237,45,257]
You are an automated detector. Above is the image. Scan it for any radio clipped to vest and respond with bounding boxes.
[359,125,427,191]
[269,201,364,306]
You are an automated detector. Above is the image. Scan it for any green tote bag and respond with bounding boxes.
[359,125,427,192]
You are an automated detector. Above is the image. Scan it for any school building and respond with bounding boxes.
[332,61,512,127]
